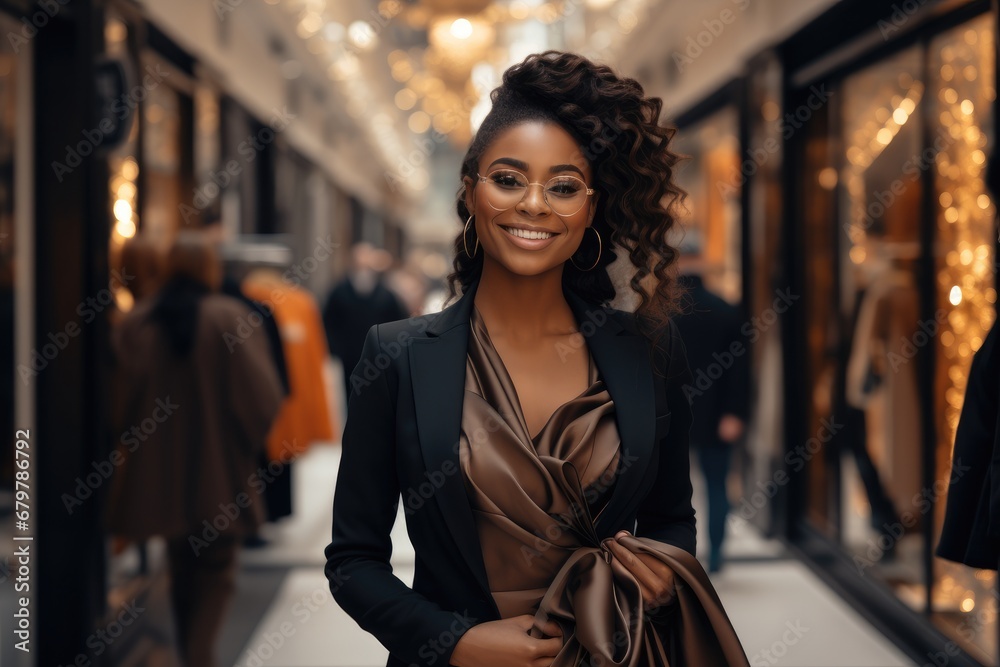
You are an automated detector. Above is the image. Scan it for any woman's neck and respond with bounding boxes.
[472,257,578,341]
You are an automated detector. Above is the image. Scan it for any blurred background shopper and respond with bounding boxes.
[672,230,749,573]
[106,231,283,667]
[322,241,409,400]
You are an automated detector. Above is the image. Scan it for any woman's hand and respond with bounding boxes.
[606,531,677,613]
[450,614,562,667]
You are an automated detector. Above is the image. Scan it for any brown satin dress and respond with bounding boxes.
[458,305,751,667]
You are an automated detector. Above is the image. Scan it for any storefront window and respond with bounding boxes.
[838,45,925,604]
[745,53,786,533]
[142,72,183,240]
[797,12,997,664]
[929,15,997,664]
[673,105,742,304]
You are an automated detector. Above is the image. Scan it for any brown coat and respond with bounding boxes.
[106,294,283,541]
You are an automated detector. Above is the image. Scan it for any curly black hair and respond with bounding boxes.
[445,50,687,352]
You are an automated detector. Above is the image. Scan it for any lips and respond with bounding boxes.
[497,223,560,251]
[500,225,558,240]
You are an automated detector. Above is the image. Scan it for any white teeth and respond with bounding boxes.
[503,226,554,240]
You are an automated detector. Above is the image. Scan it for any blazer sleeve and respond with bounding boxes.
[324,324,475,666]
[634,319,698,556]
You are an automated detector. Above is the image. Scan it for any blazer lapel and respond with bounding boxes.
[563,288,656,536]
[409,278,491,596]
[408,277,657,598]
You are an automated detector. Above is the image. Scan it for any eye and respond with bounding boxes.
[546,176,584,197]
[489,170,527,189]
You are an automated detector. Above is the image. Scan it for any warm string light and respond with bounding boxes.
[844,79,925,248]
[110,160,138,244]
[934,25,996,449]
[932,19,997,635]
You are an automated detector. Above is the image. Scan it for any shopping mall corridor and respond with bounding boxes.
[204,444,917,667]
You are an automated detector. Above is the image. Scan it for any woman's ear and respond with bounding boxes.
[462,175,475,214]
[588,194,600,225]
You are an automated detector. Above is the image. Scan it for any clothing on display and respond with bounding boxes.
[243,268,337,462]
[845,266,923,518]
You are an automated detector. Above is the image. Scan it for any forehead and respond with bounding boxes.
[481,121,589,173]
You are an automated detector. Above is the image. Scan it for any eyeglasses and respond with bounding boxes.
[477,169,595,217]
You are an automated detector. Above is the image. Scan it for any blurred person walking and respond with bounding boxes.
[107,230,283,667]
[672,232,749,573]
[322,241,409,399]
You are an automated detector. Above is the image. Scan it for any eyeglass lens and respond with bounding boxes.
[482,169,590,216]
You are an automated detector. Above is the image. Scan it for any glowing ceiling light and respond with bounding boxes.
[348,21,377,51]
[323,22,345,42]
[450,18,473,39]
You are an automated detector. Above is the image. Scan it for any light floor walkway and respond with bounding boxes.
[222,445,917,667]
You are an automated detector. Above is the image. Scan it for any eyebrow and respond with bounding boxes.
[486,157,586,179]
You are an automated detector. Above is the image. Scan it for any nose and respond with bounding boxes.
[515,182,550,216]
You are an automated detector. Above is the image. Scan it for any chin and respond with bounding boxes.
[491,250,567,277]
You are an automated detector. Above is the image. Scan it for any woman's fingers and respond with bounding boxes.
[513,614,537,631]
[534,617,563,639]
[533,635,564,657]
[606,539,677,610]
[606,539,656,598]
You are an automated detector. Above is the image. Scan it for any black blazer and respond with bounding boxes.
[936,318,1000,569]
[324,275,697,667]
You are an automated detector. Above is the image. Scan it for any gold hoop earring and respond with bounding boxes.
[463,214,479,258]
[570,226,602,271]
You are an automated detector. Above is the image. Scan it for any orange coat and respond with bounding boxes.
[243,270,336,460]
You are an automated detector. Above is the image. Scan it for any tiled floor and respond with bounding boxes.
[222,444,917,667]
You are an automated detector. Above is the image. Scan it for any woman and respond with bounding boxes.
[325,51,748,667]
[108,231,283,667]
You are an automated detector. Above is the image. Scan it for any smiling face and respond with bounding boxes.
[463,121,599,277]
